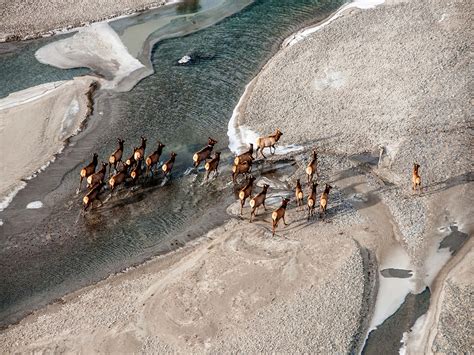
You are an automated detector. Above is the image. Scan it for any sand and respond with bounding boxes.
[0,0,472,352]
[0,77,97,199]
[0,0,166,42]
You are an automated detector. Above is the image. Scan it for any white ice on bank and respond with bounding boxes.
[283,0,385,47]
[26,201,44,209]
[0,181,27,212]
[35,22,145,90]
[227,79,303,156]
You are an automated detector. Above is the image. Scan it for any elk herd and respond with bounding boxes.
[78,128,422,236]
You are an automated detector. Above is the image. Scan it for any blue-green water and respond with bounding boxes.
[0,0,345,327]
[0,36,89,98]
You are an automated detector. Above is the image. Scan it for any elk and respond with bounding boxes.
[86,162,107,189]
[271,198,290,236]
[83,181,104,211]
[133,136,147,164]
[307,182,318,220]
[109,165,128,191]
[238,176,256,215]
[145,142,165,177]
[320,184,333,219]
[204,152,221,180]
[130,164,141,183]
[162,152,177,177]
[256,129,282,158]
[249,183,269,222]
[193,137,217,168]
[125,150,137,170]
[306,150,318,184]
[234,143,254,165]
[108,138,125,176]
[412,163,422,193]
[232,160,252,183]
[295,178,304,209]
[78,153,98,192]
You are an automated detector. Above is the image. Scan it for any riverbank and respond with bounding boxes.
[0,77,98,203]
[0,0,168,42]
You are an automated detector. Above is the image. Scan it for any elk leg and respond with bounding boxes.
[260,147,267,159]
[240,200,244,216]
[77,177,83,194]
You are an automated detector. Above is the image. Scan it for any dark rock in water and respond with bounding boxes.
[380,268,413,279]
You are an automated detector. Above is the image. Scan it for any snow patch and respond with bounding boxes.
[26,201,44,209]
[0,181,27,212]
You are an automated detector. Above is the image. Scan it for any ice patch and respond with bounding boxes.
[283,0,385,47]
[26,201,44,209]
[178,55,192,64]
[399,314,428,354]
[0,181,27,212]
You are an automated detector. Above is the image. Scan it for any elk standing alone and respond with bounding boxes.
[78,153,98,192]
[306,150,318,184]
[271,198,290,236]
[249,183,269,222]
[412,163,422,193]
[256,129,282,158]
[193,138,217,168]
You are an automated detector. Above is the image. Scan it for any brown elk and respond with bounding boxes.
[295,178,304,209]
[234,143,254,165]
[83,181,104,211]
[162,152,177,177]
[78,153,98,192]
[271,198,290,236]
[108,138,125,176]
[125,150,137,170]
[130,164,141,183]
[238,175,256,215]
[86,162,107,189]
[109,165,128,191]
[306,150,318,184]
[204,152,221,180]
[232,160,252,183]
[320,184,333,219]
[307,182,318,220]
[145,142,165,177]
[193,137,217,168]
[134,136,147,163]
[249,183,269,222]
[412,163,422,193]
[256,129,283,158]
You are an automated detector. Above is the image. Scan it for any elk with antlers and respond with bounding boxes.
[256,129,282,158]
